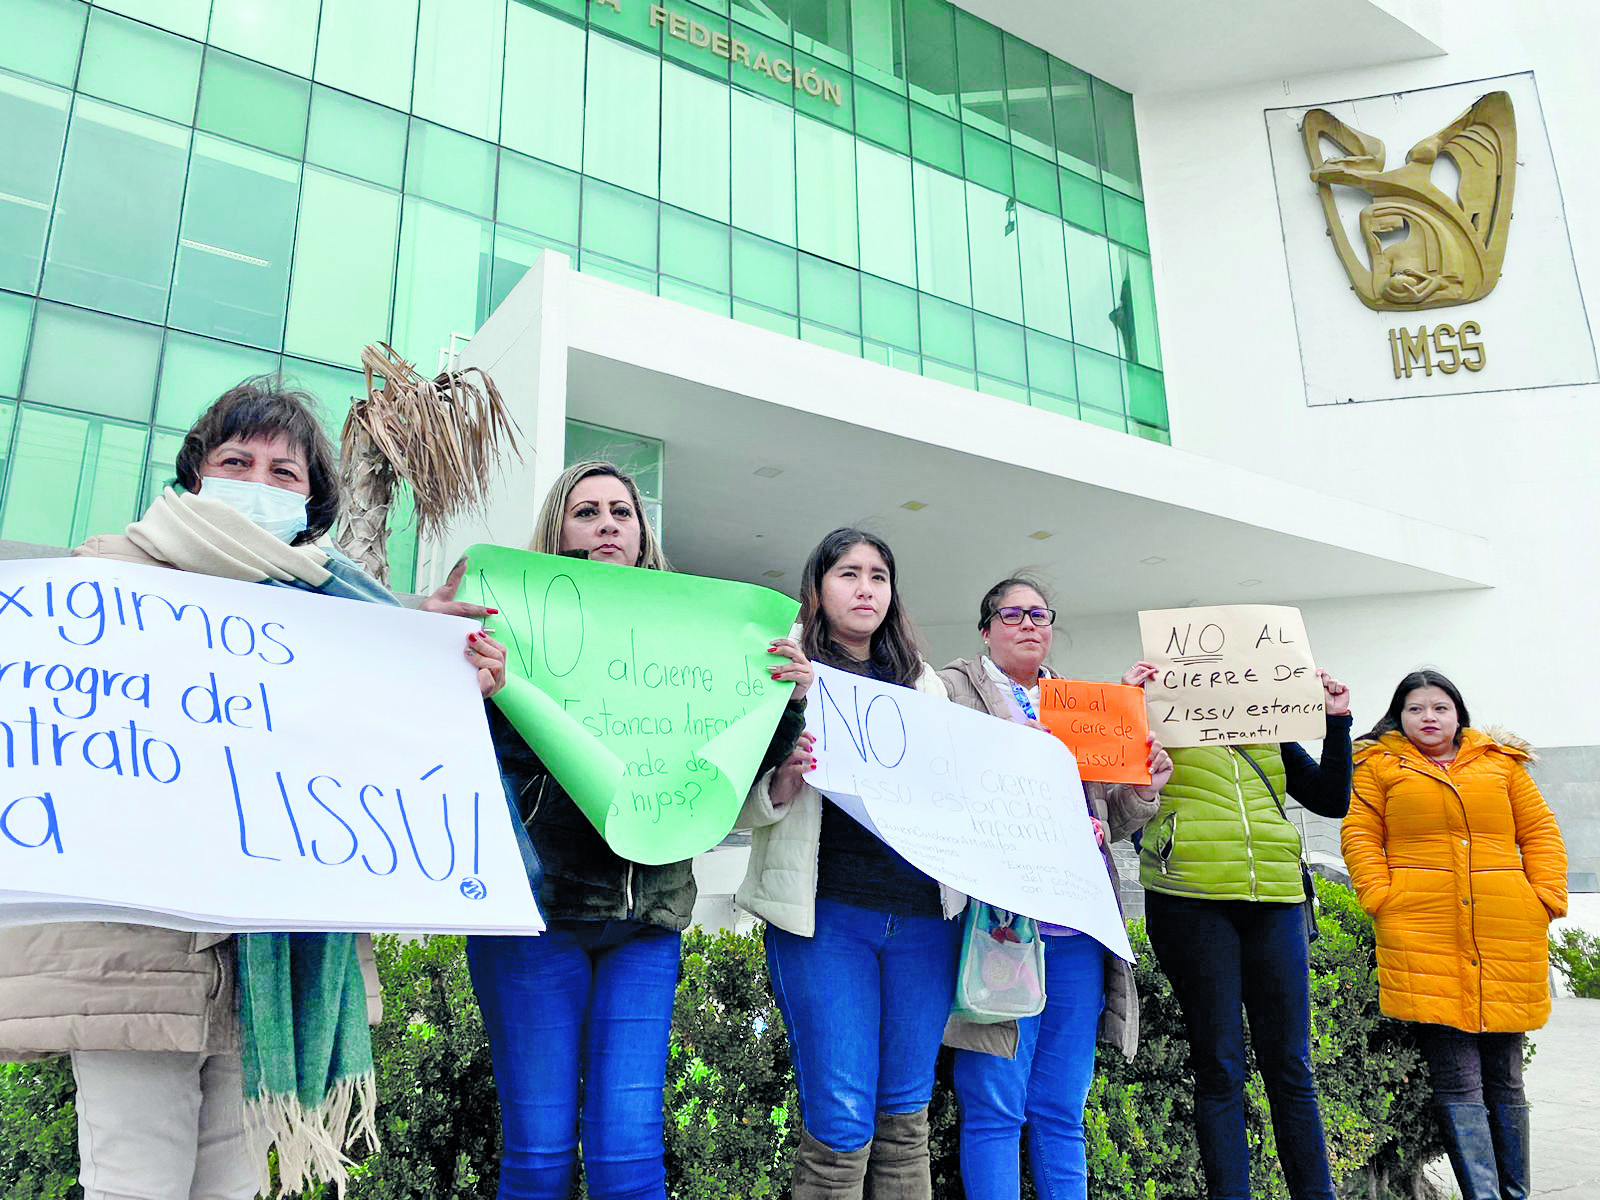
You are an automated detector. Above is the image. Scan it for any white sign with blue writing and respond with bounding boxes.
[0,557,544,934]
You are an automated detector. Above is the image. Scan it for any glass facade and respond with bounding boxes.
[0,0,1167,580]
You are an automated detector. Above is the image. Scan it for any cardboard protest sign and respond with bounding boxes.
[1137,605,1323,747]
[1039,680,1151,785]
[460,545,800,865]
[805,665,1131,960]
[0,557,542,934]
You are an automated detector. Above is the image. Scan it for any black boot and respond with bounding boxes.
[1487,1102,1531,1200]
[1436,1104,1500,1200]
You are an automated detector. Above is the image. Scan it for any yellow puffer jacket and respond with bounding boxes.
[1342,729,1567,1033]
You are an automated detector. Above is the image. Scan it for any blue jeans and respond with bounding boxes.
[1144,892,1335,1200]
[467,920,681,1200]
[953,934,1105,1200]
[765,899,961,1151]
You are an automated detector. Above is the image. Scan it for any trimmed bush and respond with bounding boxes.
[1549,926,1600,999]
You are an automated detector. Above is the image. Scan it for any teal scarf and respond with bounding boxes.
[237,933,378,1194]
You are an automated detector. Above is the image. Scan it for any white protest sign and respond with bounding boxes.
[0,557,543,935]
[803,665,1131,961]
[1137,604,1323,748]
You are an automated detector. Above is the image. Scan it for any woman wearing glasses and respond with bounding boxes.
[939,578,1171,1200]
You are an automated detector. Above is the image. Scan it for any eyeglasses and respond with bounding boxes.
[987,606,1056,627]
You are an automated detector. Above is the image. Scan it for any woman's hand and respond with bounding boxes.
[1122,661,1159,689]
[468,631,507,698]
[769,731,816,812]
[768,637,815,702]
[419,557,498,620]
[1136,735,1174,799]
[1318,669,1351,716]
[1089,815,1105,847]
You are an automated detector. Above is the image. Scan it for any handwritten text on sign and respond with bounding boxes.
[1137,604,1323,747]
[1039,681,1151,786]
[804,665,1131,960]
[0,557,541,934]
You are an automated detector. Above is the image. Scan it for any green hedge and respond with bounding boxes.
[0,881,1440,1199]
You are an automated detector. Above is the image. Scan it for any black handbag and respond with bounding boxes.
[1230,747,1320,943]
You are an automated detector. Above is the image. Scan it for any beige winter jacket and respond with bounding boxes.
[0,535,380,1062]
[936,657,1158,1061]
[734,663,967,935]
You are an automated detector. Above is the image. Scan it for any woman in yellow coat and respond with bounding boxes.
[1343,670,1566,1200]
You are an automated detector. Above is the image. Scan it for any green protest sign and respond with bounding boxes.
[460,545,801,864]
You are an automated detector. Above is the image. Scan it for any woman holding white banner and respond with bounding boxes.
[737,527,962,1200]
[939,577,1172,1200]
[1131,662,1351,1200]
[0,379,509,1200]
[467,460,813,1200]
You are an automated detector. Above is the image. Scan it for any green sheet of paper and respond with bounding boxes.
[460,545,801,864]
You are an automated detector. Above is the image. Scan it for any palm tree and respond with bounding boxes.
[336,342,522,585]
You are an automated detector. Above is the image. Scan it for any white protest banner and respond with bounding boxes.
[1137,604,1323,748]
[803,664,1131,961]
[0,557,543,935]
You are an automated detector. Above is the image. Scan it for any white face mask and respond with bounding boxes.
[200,477,309,544]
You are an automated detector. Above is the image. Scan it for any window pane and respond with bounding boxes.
[0,292,34,398]
[1104,189,1148,252]
[965,181,1020,322]
[792,0,849,67]
[727,21,789,106]
[43,99,190,323]
[861,273,918,369]
[208,0,319,77]
[1060,169,1104,234]
[974,312,1025,385]
[1063,225,1116,356]
[78,8,200,125]
[155,329,281,432]
[501,4,585,170]
[795,115,855,267]
[284,169,400,366]
[306,86,407,189]
[954,10,1004,136]
[1076,344,1125,416]
[799,252,858,334]
[392,198,494,368]
[141,426,183,508]
[579,176,658,284]
[1025,327,1076,407]
[731,90,795,245]
[1094,77,1141,197]
[903,0,955,116]
[1049,57,1098,178]
[729,0,788,43]
[732,230,796,315]
[909,102,960,174]
[1002,34,1052,159]
[589,0,660,50]
[1016,203,1069,339]
[0,400,13,494]
[280,356,363,435]
[850,0,903,94]
[1,406,147,544]
[24,302,160,420]
[661,63,730,222]
[794,48,849,130]
[1127,366,1166,430]
[314,0,419,113]
[918,292,971,369]
[584,33,660,197]
[961,124,1010,194]
[855,140,913,287]
[405,119,496,218]
[665,2,729,81]
[1112,245,1162,369]
[0,0,88,87]
[855,78,908,154]
[660,205,728,293]
[0,73,69,294]
[1013,147,1057,217]
[911,162,968,305]
[414,0,504,141]
[497,150,580,243]
[490,226,572,312]
[196,49,310,160]
[94,0,208,40]
[169,136,299,349]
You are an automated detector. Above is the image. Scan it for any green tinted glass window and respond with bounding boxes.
[497,150,580,243]
[732,230,796,314]
[490,225,573,312]
[660,204,728,292]
[902,0,955,116]
[1012,147,1057,217]
[854,139,913,287]
[664,2,729,81]
[405,119,496,218]
[589,0,660,50]
[792,0,849,67]
[850,0,904,94]
[799,252,858,334]
[169,136,298,349]
[661,63,730,222]
[1112,246,1162,369]
[1025,327,1076,405]
[1063,225,1116,356]
[414,0,505,141]
[961,124,1010,195]
[793,48,849,129]
[728,21,789,106]
[583,33,660,198]
[965,181,1020,323]
[0,401,13,489]
[314,0,419,113]
[0,292,33,398]
[731,90,795,245]
[78,8,200,125]
[43,99,190,323]
[0,73,69,294]
[1016,203,1069,339]
[911,162,968,305]
[1126,363,1166,427]
[24,302,160,421]
[973,312,1025,385]
[795,115,856,267]
[1076,344,1125,416]
[1094,77,1141,197]
[392,198,494,367]
[284,168,400,366]
[155,330,281,432]
[1104,189,1148,252]
[501,4,585,170]
[909,102,960,174]
[95,0,207,40]
[1060,169,1105,234]
[854,78,908,154]
[141,426,182,507]
[197,49,309,161]
[0,405,147,545]
[280,356,364,435]
[580,176,658,277]
[729,0,788,43]
[860,272,917,369]
[917,292,972,369]
[1002,34,1052,160]
[306,86,407,189]
[1049,56,1098,178]
[954,10,1005,136]
[0,0,88,87]
[208,0,319,76]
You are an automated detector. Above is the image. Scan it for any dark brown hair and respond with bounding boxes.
[977,575,1051,630]
[1360,669,1472,744]
[798,527,923,688]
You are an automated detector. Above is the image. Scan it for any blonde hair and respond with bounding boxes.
[529,460,670,571]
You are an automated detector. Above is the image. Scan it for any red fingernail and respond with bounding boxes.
[485,609,499,615]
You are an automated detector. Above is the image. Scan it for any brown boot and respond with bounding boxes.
[864,1107,931,1200]
[792,1127,870,1200]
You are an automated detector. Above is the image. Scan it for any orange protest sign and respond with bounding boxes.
[1039,680,1151,786]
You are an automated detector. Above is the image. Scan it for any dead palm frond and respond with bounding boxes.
[336,342,523,584]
